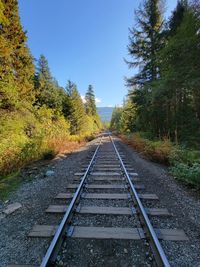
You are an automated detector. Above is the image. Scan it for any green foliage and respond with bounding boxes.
[110,97,136,133]
[0,0,35,102]
[124,0,200,146]
[120,132,200,188]
[0,0,102,195]
[85,85,97,116]
[66,81,87,135]
[85,84,102,131]
[121,133,174,164]
[110,107,123,132]
[171,163,200,188]
[34,55,64,110]
[125,0,164,86]
[0,107,70,176]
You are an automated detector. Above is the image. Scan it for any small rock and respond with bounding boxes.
[58,260,64,266]
[45,170,55,177]
[32,167,38,170]
[0,213,6,220]
[124,248,128,253]
[90,249,93,253]
[3,202,22,215]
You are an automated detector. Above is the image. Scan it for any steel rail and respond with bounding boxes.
[40,136,103,267]
[110,135,170,267]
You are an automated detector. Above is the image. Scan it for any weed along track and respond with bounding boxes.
[25,134,188,266]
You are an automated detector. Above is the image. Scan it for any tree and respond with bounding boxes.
[85,85,97,116]
[156,1,200,144]
[120,97,137,133]
[125,0,164,137]
[125,0,164,86]
[66,81,87,134]
[0,0,34,110]
[110,107,123,132]
[34,55,63,109]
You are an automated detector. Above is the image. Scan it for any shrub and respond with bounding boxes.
[120,133,173,164]
[0,106,70,176]
[119,132,200,188]
[171,163,200,188]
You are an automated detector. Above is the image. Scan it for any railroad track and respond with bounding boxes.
[23,133,188,266]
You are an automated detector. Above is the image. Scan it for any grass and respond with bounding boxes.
[119,132,200,189]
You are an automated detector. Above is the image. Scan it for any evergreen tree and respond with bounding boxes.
[0,0,34,109]
[156,3,200,143]
[34,55,63,109]
[110,107,123,132]
[126,0,164,86]
[125,0,164,137]
[66,81,87,134]
[120,97,137,133]
[85,85,97,116]
[169,0,188,36]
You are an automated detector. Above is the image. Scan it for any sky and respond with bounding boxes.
[18,0,177,107]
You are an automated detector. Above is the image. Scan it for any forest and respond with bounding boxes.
[111,0,200,187]
[0,0,101,192]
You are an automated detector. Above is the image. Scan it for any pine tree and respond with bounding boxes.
[85,85,97,116]
[0,0,34,98]
[34,55,63,109]
[157,2,200,143]
[0,0,34,110]
[169,0,188,36]
[126,0,164,86]
[125,0,164,137]
[66,81,87,134]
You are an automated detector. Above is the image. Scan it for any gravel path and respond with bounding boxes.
[0,136,200,267]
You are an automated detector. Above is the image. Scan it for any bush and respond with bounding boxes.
[120,133,173,164]
[171,163,200,188]
[0,106,70,176]
[119,132,200,188]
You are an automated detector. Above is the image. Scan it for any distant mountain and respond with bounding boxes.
[97,107,114,122]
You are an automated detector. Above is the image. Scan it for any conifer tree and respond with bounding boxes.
[156,2,200,143]
[126,0,164,86]
[66,81,87,134]
[125,0,164,136]
[85,85,97,116]
[34,55,62,109]
[0,0,34,98]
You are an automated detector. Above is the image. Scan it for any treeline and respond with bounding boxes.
[0,0,101,176]
[111,0,200,188]
[111,0,200,147]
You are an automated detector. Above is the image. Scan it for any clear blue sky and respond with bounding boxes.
[18,0,177,107]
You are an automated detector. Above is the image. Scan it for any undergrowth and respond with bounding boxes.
[120,132,200,188]
[0,106,97,200]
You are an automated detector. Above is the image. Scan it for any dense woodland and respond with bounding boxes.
[111,0,200,187]
[0,0,101,179]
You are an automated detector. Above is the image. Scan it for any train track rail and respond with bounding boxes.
[25,133,188,267]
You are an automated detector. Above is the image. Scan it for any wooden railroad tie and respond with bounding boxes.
[55,193,159,200]
[66,184,145,190]
[28,225,189,241]
[46,205,171,216]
